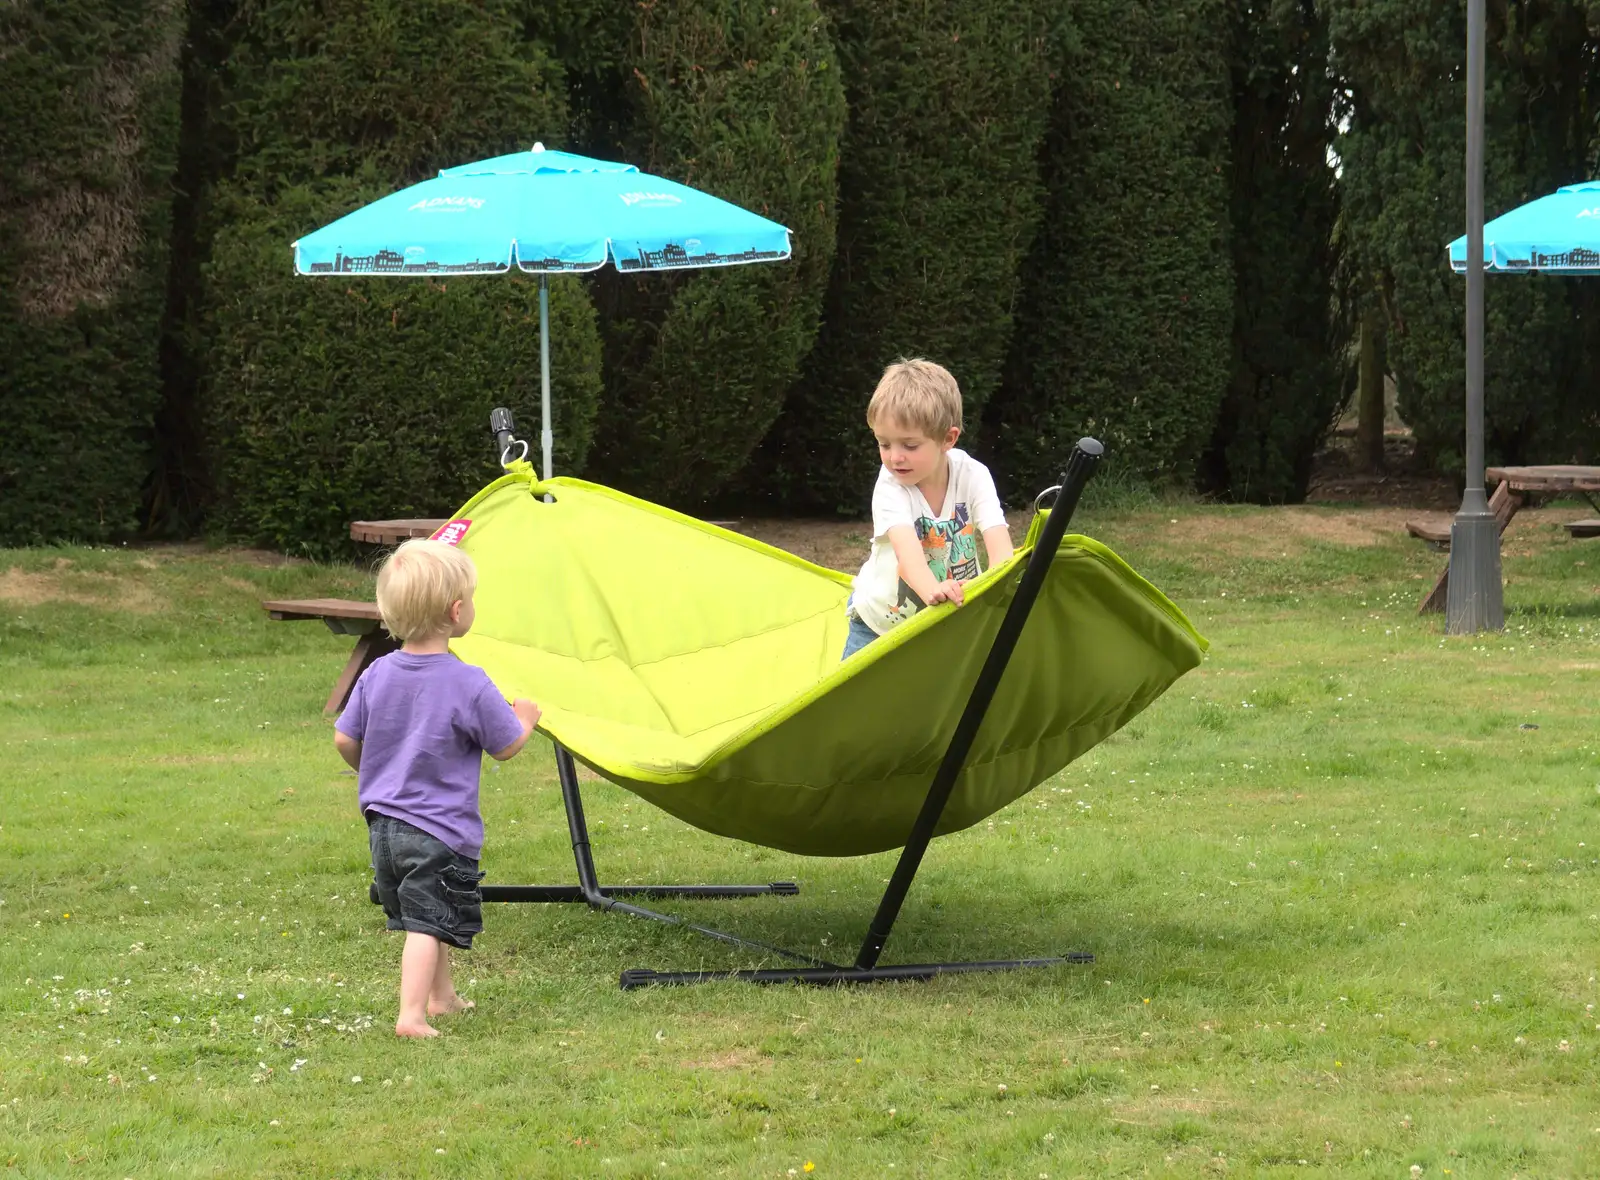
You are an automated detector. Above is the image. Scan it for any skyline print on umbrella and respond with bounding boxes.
[293,144,791,278]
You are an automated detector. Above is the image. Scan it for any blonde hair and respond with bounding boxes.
[866,357,964,438]
[375,539,477,643]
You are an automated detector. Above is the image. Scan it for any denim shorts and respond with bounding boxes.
[841,612,881,660]
[366,811,486,950]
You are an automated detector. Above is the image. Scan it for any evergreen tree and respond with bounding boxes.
[1330,0,1600,476]
[0,0,184,543]
[987,0,1235,498]
[750,0,1057,514]
[578,0,847,508]
[1200,0,1352,504]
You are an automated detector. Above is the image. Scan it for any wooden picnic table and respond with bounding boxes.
[349,518,447,545]
[261,598,395,714]
[1409,465,1600,612]
[1486,465,1600,515]
[1487,467,1600,540]
[1488,464,1600,494]
[258,521,443,713]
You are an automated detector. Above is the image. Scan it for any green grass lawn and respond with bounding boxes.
[2,502,1597,1177]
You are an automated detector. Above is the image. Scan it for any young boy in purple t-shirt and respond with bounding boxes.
[334,539,540,1038]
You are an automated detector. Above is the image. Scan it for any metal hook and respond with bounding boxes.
[1033,484,1062,511]
[500,436,530,468]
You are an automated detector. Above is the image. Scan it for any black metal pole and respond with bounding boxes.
[854,439,1104,970]
[490,406,517,468]
[553,743,606,901]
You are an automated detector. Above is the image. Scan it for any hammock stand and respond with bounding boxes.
[466,413,1106,988]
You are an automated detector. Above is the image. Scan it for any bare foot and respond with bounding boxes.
[427,993,475,1016]
[395,1019,440,1038]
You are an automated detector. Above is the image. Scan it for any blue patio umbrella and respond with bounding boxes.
[292,143,792,478]
[1441,169,1600,632]
[1447,180,1600,274]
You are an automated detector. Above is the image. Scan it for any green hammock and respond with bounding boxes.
[448,465,1207,857]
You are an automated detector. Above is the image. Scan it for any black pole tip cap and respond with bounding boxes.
[490,407,515,433]
[1075,437,1105,457]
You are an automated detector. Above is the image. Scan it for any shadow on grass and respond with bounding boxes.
[474,856,1379,996]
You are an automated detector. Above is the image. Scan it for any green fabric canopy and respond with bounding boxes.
[448,467,1207,856]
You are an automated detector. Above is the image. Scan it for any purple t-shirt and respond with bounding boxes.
[335,651,524,859]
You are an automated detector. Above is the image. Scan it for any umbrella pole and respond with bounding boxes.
[539,274,553,481]
[1446,0,1503,633]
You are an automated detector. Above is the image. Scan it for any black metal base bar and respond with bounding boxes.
[604,897,835,967]
[475,742,799,908]
[470,745,825,967]
[620,953,1094,991]
[482,882,798,904]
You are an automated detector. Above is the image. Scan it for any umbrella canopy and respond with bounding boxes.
[292,144,792,478]
[1447,180,1600,274]
[292,145,791,276]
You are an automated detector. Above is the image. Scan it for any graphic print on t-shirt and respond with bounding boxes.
[890,502,980,621]
[850,449,1006,637]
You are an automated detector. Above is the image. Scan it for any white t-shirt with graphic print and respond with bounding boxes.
[848,448,1007,637]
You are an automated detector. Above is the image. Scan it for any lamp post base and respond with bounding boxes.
[1445,504,1503,634]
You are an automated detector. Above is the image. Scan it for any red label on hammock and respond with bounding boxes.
[430,518,471,546]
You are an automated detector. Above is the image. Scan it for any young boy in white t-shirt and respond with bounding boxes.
[842,358,1014,659]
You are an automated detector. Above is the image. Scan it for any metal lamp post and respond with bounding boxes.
[1446,0,1504,633]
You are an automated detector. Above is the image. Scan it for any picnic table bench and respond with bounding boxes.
[1409,466,1600,613]
[260,520,444,713]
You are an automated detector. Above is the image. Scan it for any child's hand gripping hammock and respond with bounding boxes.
[447,466,1207,857]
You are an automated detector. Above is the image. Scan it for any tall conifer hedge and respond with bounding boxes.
[578,0,846,508]
[0,1,183,544]
[1200,0,1350,504]
[196,0,604,555]
[1331,0,1600,475]
[747,0,1056,514]
[987,0,1234,498]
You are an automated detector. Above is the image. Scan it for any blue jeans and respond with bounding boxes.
[841,614,880,660]
[367,812,485,949]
